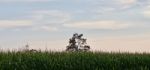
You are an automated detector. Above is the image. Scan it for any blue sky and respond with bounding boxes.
[0,0,150,52]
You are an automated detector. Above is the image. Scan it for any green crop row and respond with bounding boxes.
[0,51,150,70]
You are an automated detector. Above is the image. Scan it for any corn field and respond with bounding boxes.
[0,51,150,70]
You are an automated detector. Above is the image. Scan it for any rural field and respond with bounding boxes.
[0,51,150,70]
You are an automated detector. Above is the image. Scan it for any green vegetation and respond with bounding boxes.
[0,51,150,70]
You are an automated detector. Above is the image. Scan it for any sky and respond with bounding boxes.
[0,0,150,52]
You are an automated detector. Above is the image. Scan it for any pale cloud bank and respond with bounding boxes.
[31,26,58,32]
[0,0,54,3]
[0,20,33,29]
[115,0,137,5]
[114,0,137,9]
[142,5,150,17]
[64,20,132,30]
[31,10,71,23]
[0,10,71,32]
[0,19,59,32]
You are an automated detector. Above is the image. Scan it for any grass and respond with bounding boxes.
[0,51,150,70]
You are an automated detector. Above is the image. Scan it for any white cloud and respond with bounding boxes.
[40,26,58,31]
[143,11,150,16]
[91,7,116,14]
[85,0,138,14]
[31,26,58,32]
[115,0,136,5]
[142,5,150,17]
[64,20,132,30]
[0,20,33,29]
[0,19,59,32]
[31,10,71,24]
[114,0,137,9]
[0,10,71,32]
[27,10,71,32]
[0,0,55,3]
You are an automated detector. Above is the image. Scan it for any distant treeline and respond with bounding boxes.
[0,51,150,70]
